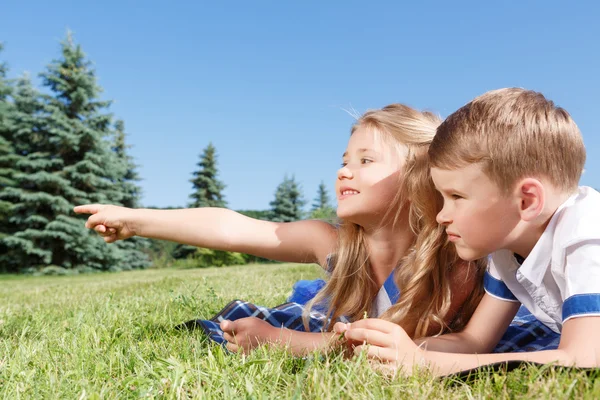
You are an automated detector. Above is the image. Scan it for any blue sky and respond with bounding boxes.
[1,1,599,210]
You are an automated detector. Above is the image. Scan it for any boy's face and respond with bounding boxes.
[431,164,521,261]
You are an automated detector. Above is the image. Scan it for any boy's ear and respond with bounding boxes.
[516,178,545,222]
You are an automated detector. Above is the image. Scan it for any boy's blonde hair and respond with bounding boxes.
[305,104,485,338]
[428,88,586,193]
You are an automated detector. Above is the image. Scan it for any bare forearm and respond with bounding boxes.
[132,207,241,248]
[415,331,492,354]
[269,329,338,356]
[419,348,578,376]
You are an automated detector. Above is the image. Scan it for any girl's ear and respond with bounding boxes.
[515,178,545,222]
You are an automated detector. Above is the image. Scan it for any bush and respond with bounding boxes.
[40,265,70,276]
[193,248,246,268]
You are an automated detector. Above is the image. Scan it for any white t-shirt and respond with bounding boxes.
[484,186,600,333]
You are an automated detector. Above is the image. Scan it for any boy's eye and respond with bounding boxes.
[341,161,348,167]
[451,194,463,200]
[361,158,373,164]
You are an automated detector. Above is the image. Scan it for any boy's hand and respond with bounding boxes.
[220,317,276,353]
[73,204,138,243]
[333,319,423,374]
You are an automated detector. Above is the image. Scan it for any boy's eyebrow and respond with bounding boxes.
[438,186,467,196]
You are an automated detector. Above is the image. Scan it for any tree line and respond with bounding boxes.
[0,35,335,274]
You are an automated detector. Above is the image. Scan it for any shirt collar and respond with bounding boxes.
[517,190,580,286]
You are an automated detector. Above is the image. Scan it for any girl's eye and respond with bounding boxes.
[340,162,347,167]
[451,194,463,200]
[361,158,373,164]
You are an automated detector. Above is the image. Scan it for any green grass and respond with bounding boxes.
[1,263,599,399]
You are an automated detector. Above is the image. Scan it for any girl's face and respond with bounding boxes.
[335,127,408,227]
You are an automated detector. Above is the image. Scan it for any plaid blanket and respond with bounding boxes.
[494,305,560,352]
[177,278,560,353]
[176,299,338,344]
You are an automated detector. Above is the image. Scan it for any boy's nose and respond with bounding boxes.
[436,208,451,225]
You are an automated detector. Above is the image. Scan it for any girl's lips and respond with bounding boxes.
[338,187,360,200]
[338,193,357,200]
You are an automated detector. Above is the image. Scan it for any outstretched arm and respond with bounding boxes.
[74,204,337,266]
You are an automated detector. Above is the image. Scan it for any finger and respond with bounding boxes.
[345,318,397,334]
[333,322,350,334]
[74,204,103,215]
[94,225,107,234]
[220,320,234,333]
[344,328,395,348]
[225,342,239,353]
[353,344,397,362]
[108,227,116,234]
[85,213,108,229]
[223,332,236,343]
[104,234,118,243]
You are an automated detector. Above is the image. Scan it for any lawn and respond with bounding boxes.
[1,263,598,399]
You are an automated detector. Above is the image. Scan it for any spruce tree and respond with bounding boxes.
[0,34,148,272]
[173,142,228,260]
[269,175,306,222]
[189,142,227,208]
[0,44,17,240]
[113,120,142,208]
[0,75,61,272]
[309,181,336,220]
[112,120,150,270]
[311,181,332,211]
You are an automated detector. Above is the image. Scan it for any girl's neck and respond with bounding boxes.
[363,209,414,286]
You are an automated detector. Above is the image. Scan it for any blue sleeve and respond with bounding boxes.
[563,294,600,322]
[484,271,519,302]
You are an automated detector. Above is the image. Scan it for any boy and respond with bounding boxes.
[334,88,600,375]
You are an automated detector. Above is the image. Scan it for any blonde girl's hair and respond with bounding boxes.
[304,104,485,338]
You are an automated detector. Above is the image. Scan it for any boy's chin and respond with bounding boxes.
[455,246,487,262]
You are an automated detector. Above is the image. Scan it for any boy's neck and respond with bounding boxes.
[509,188,575,258]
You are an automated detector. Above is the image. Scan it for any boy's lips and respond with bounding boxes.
[446,231,461,242]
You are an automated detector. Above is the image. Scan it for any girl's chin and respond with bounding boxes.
[335,210,367,225]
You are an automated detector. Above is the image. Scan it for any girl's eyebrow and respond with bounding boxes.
[342,148,378,158]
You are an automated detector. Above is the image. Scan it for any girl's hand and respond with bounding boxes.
[333,319,423,375]
[220,317,277,353]
[73,204,138,243]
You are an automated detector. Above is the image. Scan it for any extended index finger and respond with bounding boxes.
[73,204,104,215]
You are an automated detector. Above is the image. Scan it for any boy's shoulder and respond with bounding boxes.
[553,186,600,248]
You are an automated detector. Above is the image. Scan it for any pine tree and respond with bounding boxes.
[309,181,336,220]
[112,120,150,270]
[269,175,306,222]
[113,120,142,208]
[0,34,148,272]
[189,142,227,208]
[0,75,61,272]
[311,181,331,210]
[0,44,17,240]
[173,142,228,260]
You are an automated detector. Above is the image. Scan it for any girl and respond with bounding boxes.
[74,104,485,355]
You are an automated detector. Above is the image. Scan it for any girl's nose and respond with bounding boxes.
[337,165,353,180]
